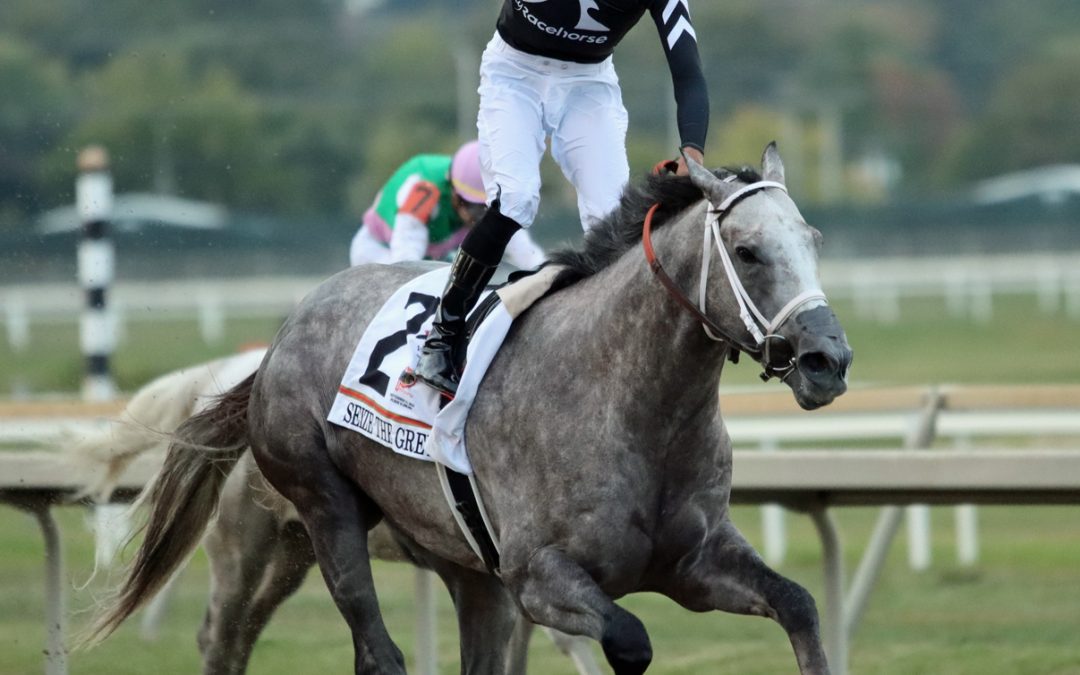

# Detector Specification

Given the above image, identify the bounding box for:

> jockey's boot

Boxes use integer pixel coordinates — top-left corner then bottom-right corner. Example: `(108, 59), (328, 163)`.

(414, 202), (521, 395)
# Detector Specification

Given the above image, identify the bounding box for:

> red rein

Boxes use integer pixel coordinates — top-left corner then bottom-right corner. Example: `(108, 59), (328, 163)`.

(641, 202), (730, 340)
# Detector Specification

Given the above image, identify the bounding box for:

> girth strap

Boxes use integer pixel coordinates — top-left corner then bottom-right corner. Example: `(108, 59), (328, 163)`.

(442, 466), (501, 573)
(434, 266), (561, 576)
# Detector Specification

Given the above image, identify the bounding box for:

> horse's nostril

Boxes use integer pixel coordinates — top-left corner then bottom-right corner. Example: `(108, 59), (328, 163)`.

(798, 351), (831, 375)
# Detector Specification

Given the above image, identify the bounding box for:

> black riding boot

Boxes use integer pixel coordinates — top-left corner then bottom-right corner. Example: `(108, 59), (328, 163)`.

(414, 203), (521, 394)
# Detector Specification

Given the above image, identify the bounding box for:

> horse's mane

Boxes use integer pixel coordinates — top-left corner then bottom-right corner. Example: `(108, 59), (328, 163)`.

(549, 167), (763, 287)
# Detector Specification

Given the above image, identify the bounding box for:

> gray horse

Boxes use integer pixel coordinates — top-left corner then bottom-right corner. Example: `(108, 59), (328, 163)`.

(90, 146), (851, 674)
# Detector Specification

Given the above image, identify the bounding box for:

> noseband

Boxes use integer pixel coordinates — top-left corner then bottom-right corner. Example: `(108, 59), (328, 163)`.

(642, 179), (828, 381)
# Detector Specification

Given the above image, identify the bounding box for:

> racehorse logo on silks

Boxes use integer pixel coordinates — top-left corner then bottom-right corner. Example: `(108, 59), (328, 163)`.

(520, 0), (610, 32)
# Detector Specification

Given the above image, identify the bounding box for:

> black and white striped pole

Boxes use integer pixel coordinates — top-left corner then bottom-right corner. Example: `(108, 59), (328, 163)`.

(77, 147), (129, 594)
(76, 146), (117, 401)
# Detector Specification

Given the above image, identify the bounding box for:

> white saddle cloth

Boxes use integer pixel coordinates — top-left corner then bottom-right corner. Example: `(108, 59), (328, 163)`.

(328, 265), (562, 474)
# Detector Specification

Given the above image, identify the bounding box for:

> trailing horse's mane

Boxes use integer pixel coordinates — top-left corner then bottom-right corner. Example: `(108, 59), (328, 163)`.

(549, 166), (763, 287)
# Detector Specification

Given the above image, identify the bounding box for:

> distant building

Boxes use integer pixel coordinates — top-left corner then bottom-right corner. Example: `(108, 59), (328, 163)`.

(37, 193), (227, 235)
(972, 165), (1080, 206)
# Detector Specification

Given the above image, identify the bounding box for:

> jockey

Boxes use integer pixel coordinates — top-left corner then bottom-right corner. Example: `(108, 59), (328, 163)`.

(349, 140), (547, 269)
(415, 0), (710, 394)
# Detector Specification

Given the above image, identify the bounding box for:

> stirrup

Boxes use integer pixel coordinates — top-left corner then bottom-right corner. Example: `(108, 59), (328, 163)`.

(414, 348), (459, 396)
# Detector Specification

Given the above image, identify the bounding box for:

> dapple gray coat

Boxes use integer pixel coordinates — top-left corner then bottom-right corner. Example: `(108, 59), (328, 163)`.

(90, 148), (851, 674)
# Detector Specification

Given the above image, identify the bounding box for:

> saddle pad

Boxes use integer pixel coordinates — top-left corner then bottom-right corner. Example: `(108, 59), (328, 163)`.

(328, 265), (564, 474)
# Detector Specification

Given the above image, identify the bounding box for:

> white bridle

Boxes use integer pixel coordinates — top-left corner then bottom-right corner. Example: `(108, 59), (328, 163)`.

(697, 179), (829, 355)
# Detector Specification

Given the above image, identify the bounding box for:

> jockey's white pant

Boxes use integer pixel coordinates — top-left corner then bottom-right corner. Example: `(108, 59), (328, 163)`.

(349, 223), (548, 270)
(478, 32), (630, 231)
(349, 224), (391, 266)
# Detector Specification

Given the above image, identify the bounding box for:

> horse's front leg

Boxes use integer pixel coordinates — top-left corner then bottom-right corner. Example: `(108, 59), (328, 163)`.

(199, 454), (317, 674)
(198, 470), (283, 675)
(661, 520), (830, 675)
(230, 519), (317, 671)
(502, 546), (652, 675)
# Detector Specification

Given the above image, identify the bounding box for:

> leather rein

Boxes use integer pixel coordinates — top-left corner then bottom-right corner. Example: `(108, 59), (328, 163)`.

(642, 202), (752, 354)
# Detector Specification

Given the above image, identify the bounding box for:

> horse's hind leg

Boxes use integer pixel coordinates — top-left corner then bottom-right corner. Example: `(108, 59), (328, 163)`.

(264, 452), (405, 674)
(663, 521), (829, 675)
(503, 546), (652, 675)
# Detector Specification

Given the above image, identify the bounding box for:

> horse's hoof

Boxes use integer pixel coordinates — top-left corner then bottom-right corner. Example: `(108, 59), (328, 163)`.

(601, 610), (652, 675)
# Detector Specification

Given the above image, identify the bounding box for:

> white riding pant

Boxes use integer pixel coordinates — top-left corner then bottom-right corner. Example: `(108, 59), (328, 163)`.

(349, 223), (548, 270)
(477, 32), (630, 231)
(349, 224), (391, 266)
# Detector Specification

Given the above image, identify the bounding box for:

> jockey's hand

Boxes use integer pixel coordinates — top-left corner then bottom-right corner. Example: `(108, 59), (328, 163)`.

(675, 146), (705, 176)
(651, 157), (679, 176)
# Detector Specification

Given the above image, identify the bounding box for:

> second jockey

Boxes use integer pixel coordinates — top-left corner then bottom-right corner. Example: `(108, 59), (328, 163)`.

(349, 140), (546, 270)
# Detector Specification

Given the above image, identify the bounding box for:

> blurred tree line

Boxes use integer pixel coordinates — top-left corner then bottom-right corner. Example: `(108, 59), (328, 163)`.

(1, 0), (1079, 233)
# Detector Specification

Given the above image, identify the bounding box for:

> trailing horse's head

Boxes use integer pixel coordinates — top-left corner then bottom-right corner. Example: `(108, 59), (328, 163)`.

(687, 144), (852, 410)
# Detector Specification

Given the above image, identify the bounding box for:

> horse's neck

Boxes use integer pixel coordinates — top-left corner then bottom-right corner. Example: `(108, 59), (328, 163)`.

(544, 202), (730, 427)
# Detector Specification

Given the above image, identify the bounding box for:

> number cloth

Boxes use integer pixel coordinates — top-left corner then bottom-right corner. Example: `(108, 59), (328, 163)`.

(327, 265), (564, 473)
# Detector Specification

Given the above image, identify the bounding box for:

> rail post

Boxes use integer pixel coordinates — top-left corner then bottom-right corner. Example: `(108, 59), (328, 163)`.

(759, 437), (787, 566)
(77, 146), (132, 606)
(76, 145), (117, 400)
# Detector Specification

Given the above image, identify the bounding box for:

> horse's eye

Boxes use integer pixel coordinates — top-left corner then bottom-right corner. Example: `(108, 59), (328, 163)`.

(735, 246), (760, 264)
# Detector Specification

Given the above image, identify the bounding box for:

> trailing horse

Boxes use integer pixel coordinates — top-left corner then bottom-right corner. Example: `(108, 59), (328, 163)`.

(72, 350), (599, 674)
(90, 147), (851, 674)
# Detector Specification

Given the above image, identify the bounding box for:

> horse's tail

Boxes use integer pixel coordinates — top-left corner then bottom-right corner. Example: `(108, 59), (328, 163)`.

(81, 372), (256, 646)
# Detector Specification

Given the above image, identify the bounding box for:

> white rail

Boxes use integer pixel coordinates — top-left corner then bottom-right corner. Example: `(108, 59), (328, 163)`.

(4, 252), (1080, 350)
(3, 384), (1079, 675)
(4, 447), (1079, 675)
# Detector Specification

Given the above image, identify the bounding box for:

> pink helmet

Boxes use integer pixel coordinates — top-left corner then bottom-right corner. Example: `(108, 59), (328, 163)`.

(450, 140), (486, 204)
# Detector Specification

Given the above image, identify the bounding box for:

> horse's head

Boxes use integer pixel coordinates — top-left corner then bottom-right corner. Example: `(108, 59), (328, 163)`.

(687, 144), (852, 410)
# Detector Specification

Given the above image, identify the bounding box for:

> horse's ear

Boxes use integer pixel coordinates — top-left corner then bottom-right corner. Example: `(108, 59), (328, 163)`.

(761, 142), (786, 185)
(683, 150), (738, 205)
